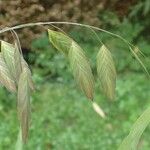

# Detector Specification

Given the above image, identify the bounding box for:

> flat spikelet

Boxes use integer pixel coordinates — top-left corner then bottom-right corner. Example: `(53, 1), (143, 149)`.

(0, 40), (34, 90)
(14, 43), (22, 82)
(48, 29), (94, 100)
(69, 42), (94, 100)
(17, 68), (31, 143)
(97, 45), (116, 100)
(1, 41), (17, 80)
(0, 40), (34, 143)
(21, 58), (35, 91)
(0, 53), (16, 92)
(48, 29), (72, 55)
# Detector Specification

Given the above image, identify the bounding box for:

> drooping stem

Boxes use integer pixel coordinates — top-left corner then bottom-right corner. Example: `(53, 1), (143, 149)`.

(1, 21), (149, 75)
(0, 21), (133, 47)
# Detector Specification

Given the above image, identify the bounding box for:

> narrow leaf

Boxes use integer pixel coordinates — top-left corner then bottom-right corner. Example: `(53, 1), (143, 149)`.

(48, 29), (72, 55)
(17, 68), (31, 143)
(118, 107), (150, 150)
(97, 45), (116, 100)
(69, 42), (94, 100)
(0, 53), (16, 92)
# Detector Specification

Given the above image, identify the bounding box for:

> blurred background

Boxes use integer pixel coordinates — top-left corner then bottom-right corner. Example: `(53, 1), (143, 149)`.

(0, 0), (150, 149)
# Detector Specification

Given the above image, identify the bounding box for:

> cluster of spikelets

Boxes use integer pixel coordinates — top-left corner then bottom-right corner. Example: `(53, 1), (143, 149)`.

(0, 40), (34, 143)
(48, 29), (117, 100)
(48, 29), (150, 150)
(0, 29), (118, 143)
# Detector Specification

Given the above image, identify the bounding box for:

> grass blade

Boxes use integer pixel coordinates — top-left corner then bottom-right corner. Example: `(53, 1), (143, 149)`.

(118, 107), (150, 150)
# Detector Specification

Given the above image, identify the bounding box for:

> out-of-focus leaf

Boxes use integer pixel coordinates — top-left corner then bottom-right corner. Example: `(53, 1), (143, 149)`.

(48, 29), (72, 55)
(69, 42), (94, 100)
(97, 45), (116, 100)
(17, 68), (31, 143)
(0, 53), (16, 92)
(118, 107), (150, 150)
(143, 0), (150, 15)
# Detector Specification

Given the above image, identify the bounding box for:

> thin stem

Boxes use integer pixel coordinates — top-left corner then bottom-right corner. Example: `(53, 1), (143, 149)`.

(0, 21), (132, 47)
(10, 29), (23, 56)
(0, 21), (148, 75)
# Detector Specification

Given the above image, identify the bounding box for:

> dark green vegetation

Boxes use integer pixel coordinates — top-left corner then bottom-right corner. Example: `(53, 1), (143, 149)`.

(0, 0), (150, 149)
(0, 73), (149, 150)
(0, 28), (150, 149)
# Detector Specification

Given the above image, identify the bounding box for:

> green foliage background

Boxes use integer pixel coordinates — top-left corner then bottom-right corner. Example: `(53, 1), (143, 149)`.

(0, 0), (150, 149)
